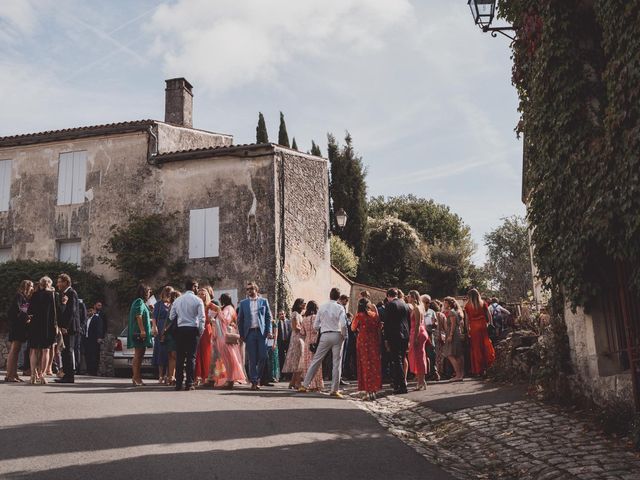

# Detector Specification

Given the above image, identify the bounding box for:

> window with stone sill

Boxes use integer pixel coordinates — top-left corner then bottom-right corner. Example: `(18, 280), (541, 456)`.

(0, 247), (11, 263)
(57, 151), (87, 206)
(57, 240), (81, 267)
(189, 207), (219, 259)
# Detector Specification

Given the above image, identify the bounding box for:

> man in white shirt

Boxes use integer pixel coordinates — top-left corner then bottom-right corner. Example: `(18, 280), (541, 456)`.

(169, 278), (205, 391)
(299, 288), (347, 397)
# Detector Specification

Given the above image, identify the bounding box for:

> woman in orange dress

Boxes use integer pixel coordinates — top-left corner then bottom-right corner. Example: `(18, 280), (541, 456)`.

(194, 288), (214, 385)
(351, 298), (382, 400)
(407, 290), (428, 390)
(210, 293), (246, 388)
(464, 289), (496, 375)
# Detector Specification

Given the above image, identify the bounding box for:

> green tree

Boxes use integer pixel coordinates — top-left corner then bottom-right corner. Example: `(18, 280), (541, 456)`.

(330, 236), (359, 278)
(256, 112), (269, 143)
(291, 137), (298, 151)
(310, 140), (322, 157)
(0, 260), (105, 330)
(278, 112), (290, 147)
(328, 132), (368, 257)
(484, 215), (532, 302)
(359, 217), (426, 290)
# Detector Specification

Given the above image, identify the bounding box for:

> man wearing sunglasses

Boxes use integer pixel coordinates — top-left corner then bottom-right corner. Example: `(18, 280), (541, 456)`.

(237, 282), (273, 390)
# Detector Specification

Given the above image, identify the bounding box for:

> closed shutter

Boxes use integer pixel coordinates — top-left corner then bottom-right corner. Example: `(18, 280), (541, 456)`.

(57, 153), (74, 205)
(71, 151), (87, 204)
(0, 160), (12, 211)
(59, 241), (81, 267)
(204, 207), (219, 258)
(0, 248), (11, 263)
(189, 209), (206, 259)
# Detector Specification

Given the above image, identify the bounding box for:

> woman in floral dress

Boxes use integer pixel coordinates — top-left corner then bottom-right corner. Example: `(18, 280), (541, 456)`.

(282, 298), (306, 389)
(351, 298), (381, 400)
(210, 293), (245, 389)
(300, 300), (323, 391)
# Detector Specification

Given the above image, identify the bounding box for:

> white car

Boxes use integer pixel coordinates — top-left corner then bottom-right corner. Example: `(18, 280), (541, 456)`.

(113, 326), (155, 377)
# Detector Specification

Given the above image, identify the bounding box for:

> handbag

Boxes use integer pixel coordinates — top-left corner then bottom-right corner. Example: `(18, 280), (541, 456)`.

(309, 331), (322, 353)
(132, 332), (144, 343)
(225, 331), (240, 345)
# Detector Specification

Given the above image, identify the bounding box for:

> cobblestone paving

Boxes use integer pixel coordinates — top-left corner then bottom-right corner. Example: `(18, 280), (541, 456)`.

(352, 391), (640, 480)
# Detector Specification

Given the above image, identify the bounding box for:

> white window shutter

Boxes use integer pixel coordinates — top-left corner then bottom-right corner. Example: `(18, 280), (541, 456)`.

(57, 153), (74, 205)
(0, 247), (11, 263)
(59, 241), (81, 267)
(204, 207), (219, 258)
(189, 209), (206, 258)
(0, 160), (11, 212)
(71, 151), (87, 204)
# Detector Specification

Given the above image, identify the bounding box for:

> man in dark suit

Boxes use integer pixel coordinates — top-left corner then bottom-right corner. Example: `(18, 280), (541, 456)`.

(84, 307), (104, 376)
(55, 274), (80, 383)
(382, 288), (410, 394)
(276, 310), (290, 373)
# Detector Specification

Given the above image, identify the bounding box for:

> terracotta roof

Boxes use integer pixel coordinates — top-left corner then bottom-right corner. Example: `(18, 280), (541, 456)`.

(154, 142), (328, 163)
(0, 120), (156, 147)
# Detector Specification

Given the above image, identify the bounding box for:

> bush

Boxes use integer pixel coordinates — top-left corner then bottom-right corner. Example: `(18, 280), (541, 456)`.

(330, 236), (359, 278)
(0, 260), (105, 332)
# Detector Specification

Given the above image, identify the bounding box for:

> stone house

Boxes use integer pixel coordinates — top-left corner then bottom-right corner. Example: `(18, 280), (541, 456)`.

(0, 78), (331, 330)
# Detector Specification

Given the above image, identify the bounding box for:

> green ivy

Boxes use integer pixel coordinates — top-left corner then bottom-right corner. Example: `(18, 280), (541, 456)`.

(499, 0), (640, 309)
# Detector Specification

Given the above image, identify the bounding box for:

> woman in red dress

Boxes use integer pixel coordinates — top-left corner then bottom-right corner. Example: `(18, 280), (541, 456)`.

(464, 289), (496, 375)
(407, 290), (428, 390)
(194, 288), (214, 385)
(351, 298), (382, 401)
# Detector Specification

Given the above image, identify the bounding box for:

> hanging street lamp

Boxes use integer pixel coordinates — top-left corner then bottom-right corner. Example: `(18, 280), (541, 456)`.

(468, 0), (516, 40)
(335, 208), (348, 229)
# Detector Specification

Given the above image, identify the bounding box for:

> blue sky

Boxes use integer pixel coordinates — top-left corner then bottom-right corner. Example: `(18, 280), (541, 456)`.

(0, 0), (525, 263)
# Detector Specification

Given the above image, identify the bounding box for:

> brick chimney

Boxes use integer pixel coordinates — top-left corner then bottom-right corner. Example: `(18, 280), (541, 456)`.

(164, 78), (193, 128)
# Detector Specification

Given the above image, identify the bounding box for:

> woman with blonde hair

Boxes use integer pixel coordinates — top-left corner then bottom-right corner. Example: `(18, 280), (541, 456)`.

(5, 280), (34, 382)
(27, 277), (59, 384)
(464, 288), (496, 375)
(407, 290), (428, 390)
(442, 296), (465, 381)
(194, 287), (214, 386)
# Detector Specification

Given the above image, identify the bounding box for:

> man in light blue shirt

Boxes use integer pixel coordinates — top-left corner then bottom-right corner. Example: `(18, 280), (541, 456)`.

(169, 278), (205, 391)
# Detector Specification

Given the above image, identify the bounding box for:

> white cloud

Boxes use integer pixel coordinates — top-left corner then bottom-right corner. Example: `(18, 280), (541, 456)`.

(0, 0), (39, 45)
(146, 0), (413, 93)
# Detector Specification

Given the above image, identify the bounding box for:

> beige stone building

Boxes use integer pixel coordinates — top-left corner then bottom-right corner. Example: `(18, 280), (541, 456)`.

(0, 78), (331, 326)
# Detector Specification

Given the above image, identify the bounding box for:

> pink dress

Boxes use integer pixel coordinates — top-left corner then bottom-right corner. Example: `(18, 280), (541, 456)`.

(211, 305), (246, 385)
(408, 306), (428, 375)
(300, 314), (323, 390)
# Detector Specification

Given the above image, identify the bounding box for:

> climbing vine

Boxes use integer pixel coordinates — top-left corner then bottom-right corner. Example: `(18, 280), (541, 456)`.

(498, 0), (640, 309)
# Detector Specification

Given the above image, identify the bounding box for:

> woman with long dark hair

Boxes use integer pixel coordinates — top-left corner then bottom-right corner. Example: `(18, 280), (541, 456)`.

(464, 289), (496, 375)
(128, 283), (153, 386)
(152, 286), (174, 384)
(210, 293), (246, 389)
(5, 280), (34, 382)
(300, 300), (323, 391)
(282, 297), (306, 389)
(27, 277), (59, 384)
(442, 296), (465, 381)
(407, 290), (428, 390)
(194, 288), (214, 386)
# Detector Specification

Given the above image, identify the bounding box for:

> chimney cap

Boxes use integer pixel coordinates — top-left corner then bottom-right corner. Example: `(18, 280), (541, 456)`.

(165, 77), (193, 92)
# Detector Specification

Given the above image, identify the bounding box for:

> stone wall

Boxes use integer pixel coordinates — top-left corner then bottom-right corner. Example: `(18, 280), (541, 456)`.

(564, 305), (633, 407)
(99, 334), (116, 377)
(155, 122), (232, 154)
(0, 333), (9, 369)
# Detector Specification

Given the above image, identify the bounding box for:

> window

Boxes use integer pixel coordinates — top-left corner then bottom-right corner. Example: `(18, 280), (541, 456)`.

(0, 247), (11, 263)
(57, 151), (87, 205)
(216, 288), (238, 306)
(189, 207), (219, 259)
(0, 160), (11, 211)
(58, 240), (81, 267)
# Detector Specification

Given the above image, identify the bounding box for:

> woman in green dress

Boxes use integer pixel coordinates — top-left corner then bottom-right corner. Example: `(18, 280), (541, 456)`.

(128, 283), (153, 386)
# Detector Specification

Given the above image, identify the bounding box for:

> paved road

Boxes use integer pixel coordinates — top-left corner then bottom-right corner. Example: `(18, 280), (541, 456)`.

(0, 377), (455, 480)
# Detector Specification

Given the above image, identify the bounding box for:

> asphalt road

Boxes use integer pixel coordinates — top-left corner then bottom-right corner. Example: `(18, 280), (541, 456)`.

(0, 376), (455, 480)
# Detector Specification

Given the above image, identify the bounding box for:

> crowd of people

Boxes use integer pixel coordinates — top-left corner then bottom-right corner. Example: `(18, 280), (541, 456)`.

(5, 273), (511, 401)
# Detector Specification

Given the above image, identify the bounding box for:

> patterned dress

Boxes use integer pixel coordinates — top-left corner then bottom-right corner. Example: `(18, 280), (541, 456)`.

(300, 314), (323, 390)
(210, 305), (245, 385)
(282, 311), (305, 373)
(271, 319), (281, 381)
(352, 310), (382, 393)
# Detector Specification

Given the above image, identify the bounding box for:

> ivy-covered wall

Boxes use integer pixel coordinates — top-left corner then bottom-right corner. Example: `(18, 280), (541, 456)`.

(499, 0), (640, 309)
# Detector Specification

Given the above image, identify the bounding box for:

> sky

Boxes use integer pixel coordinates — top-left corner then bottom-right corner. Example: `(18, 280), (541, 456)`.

(0, 0), (525, 263)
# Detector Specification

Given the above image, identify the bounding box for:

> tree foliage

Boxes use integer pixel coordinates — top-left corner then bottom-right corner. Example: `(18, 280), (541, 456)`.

(256, 112), (268, 143)
(330, 236), (359, 278)
(499, 0), (640, 307)
(310, 140), (322, 157)
(328, 132), (368, 257)
(484, 215), (532, 302)
(0, 260), (105, 331)
(278, 111), (290, 147)
(291, 137), (298, 151)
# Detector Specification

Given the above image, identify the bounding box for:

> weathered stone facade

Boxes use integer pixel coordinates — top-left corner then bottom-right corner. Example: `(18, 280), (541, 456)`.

(0, 79), (331, 334)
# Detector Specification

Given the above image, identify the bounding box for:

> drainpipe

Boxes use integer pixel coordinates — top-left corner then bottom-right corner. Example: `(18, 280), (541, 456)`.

(147, 125), (159, 166)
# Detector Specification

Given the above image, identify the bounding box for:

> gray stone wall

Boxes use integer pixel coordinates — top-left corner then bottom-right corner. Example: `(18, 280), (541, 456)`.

(0, 333), (9, 369)
(156, 122), (232, 154)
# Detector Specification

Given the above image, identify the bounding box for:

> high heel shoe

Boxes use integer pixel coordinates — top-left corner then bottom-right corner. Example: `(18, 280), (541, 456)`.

(132, 379), (143, 387)
(39, 376), (47, 385)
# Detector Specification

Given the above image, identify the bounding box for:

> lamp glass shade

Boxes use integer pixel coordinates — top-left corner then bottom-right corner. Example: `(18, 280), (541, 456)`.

(468, 0), (496, 27)
(335, 208), (348, 228)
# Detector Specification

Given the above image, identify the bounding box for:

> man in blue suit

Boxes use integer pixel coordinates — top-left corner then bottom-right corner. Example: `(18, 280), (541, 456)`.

(237, 281), (273, 390)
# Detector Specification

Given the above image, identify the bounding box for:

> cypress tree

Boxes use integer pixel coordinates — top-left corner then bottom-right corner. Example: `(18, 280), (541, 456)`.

(328, 132), (368, 257)
(291, 137), (298, 151)
(278, 112), (290, 147)
(256, 112), (268, 143)
(310, 140), (322, 157)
